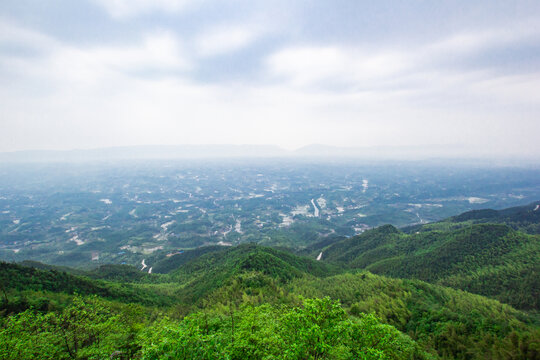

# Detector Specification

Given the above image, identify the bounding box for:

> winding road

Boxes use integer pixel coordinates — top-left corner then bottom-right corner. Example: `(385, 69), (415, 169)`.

(311, 199), (320, 217)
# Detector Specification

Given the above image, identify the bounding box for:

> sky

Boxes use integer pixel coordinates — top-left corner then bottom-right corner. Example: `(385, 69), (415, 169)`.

(1, 0), (540, 157)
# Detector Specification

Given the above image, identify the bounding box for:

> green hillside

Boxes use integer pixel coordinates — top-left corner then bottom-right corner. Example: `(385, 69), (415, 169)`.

(290, 272), (539, 359)
(1, 203), (539, 359)
(167, 243), (341, 304)
(151, 245), (225, 274)
(404, 201), (540, 235)
(0, 262), (179, 312)
(1, 255), (539, 359)
(321, 215), (540, 311)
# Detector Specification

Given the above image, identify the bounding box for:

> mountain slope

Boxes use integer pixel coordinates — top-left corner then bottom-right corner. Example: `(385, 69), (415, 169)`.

(151, 245), (225, 274)
(2, 243), (539, 358)
(403, 200), (540, 235)
(320, 205), (540, 311)
(0, 262), (177, 310)
(168, 243), (340, 303)
(448, 200), (540, 234)
(290, 272), (540, 359)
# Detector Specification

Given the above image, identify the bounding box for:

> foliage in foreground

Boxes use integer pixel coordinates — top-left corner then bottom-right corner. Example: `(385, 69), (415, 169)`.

(140, 297), (427, 360)
(290, 272), (540, 359)
(0, 295), (426, 360)
(0, 296), (146, 360)
(1, 249), (540, 359)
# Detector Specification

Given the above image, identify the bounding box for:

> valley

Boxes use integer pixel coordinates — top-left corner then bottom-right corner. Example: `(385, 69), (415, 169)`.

(1, 160), (539, 270)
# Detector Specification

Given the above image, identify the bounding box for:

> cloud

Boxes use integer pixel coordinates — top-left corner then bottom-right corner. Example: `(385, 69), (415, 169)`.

(0, 19), (60, 54)
(0, 22), (189, 89)
(259, 23), (540, 156)
(427, 21), (540, 58)
(266, 46), (409, 88)
(91, 0), (195, 18)
(265, 22), (540, 97)
(1, 16), (540, 157)
(195, 24), (261, 57)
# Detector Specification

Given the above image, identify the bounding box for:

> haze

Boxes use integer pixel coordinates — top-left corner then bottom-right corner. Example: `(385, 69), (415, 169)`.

(1, 1), (540, 158)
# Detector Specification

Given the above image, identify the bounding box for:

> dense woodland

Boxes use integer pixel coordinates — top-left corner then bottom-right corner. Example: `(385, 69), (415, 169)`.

(1, 202), (539, 359)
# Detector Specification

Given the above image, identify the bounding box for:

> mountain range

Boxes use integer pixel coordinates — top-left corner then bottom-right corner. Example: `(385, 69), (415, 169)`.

(1, 143), (528, 163)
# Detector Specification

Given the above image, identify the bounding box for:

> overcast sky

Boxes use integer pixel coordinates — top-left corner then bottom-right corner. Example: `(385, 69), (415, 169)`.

(1, 1), (540, 156)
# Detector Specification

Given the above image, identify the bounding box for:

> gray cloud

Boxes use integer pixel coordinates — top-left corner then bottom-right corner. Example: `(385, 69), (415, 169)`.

(0, 1), (539, 157)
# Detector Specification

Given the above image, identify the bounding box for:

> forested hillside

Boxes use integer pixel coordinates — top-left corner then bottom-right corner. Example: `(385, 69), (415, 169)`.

(1, 203), (539, 359)
(319, 207), (540, 311)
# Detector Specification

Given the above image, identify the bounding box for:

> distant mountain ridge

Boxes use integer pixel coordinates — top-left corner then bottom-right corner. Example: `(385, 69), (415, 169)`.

(1, 143), (530, 162)
(448, 201), (540, 233)
(0, 145), (289, 162)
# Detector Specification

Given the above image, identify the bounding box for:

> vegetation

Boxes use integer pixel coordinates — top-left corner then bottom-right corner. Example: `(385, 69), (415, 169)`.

(166, 243), (341, 304)
(320, 223), (540, 311)
(1, 202), (539, 359)
(0, 262), (178, 310)
(290, 272), (539, 359)
(140, 297), (427, 360)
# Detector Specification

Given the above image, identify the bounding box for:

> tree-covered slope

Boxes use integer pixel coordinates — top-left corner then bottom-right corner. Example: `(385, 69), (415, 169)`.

(320, 213), (540, 311)
(404, 200), (540, 235)
(151, 245), (225, 274)
(0, 262), (177, 311)
(140, 297), (429, 360)
(189, 269), (540, 359)
(2, 249), (540, 358)
(319, 224), (401, 264)
(450, 200), (540, 232)
(290, 272), (540, 359)
(0, 295), (430, 360)
(168, 243), (341, 303)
